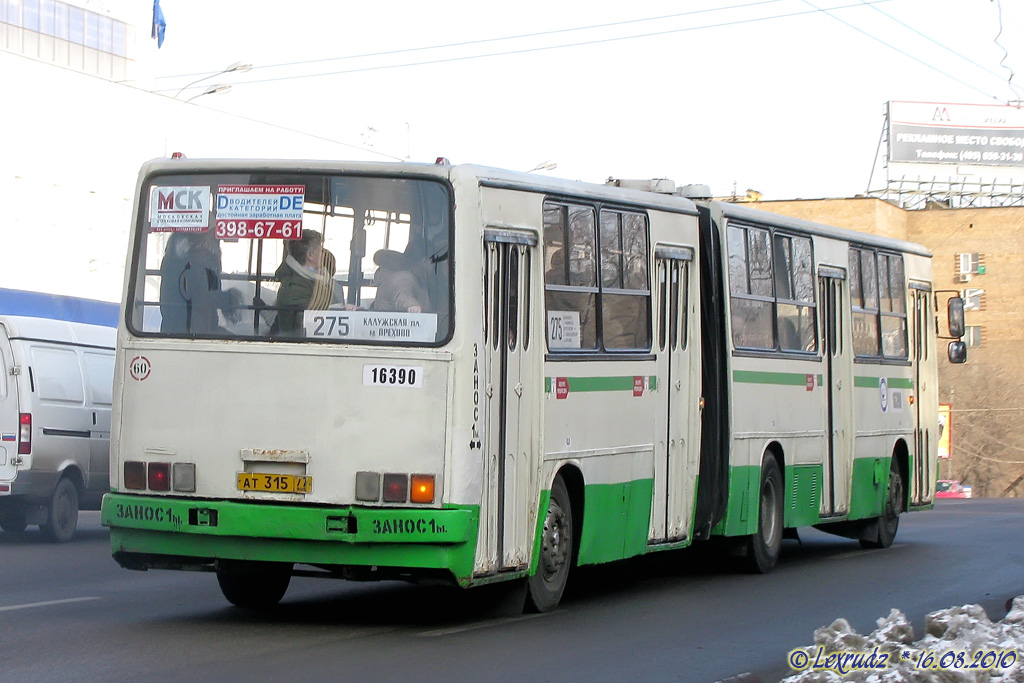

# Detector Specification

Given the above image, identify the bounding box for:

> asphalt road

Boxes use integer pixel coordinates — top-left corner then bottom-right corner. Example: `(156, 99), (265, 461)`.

(1, 499), (1021, 683)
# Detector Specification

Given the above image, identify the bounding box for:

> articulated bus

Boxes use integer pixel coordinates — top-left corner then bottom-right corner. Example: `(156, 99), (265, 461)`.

(102, 159), (965, 611)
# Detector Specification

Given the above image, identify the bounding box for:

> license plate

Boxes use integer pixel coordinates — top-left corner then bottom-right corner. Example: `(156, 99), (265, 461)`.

(237, 472), (312, 494)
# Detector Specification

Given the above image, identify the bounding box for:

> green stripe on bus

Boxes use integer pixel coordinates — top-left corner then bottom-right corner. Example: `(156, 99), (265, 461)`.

(732, 370), (816, 387)
(544, 376), (657, 393)
(854, 376), (914, 389)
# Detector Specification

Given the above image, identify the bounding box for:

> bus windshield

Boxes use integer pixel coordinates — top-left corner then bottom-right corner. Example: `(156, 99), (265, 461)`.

(128, 172), (452, 345)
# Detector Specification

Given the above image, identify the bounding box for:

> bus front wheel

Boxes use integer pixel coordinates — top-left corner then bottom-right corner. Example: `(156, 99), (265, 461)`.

(745, 456), (783, 573)
(216, 560), (293, 608)
(526, 475), (574, 613)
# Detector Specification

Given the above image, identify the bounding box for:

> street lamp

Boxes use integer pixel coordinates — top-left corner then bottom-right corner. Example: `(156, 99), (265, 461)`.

(526, 160), (557, 173)
(175, 61), (252, 99)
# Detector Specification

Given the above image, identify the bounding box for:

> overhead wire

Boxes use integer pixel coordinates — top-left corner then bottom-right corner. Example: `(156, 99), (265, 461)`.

(802, 0), (1004, 103)
(858, 0), (1023, 100)
(991, 0), (1020, 102)
(155, 0), (791, 82)
(156, 0), (899, 93)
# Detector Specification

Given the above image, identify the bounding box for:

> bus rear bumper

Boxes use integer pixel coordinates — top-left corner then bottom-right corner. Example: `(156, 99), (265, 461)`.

(101, 493), (480, 586)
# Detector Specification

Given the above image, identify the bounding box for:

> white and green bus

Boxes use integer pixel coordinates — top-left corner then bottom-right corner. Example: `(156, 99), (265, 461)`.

(102, 159), (965, 611)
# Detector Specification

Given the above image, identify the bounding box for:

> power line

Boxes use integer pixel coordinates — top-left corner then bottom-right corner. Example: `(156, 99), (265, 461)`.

(802, 0), (1004, 103)
(992, 0), (1020, 101)
(156, 0), (897, 93)
(156, 0), (791, 82)
(859, 0), (1024, 100)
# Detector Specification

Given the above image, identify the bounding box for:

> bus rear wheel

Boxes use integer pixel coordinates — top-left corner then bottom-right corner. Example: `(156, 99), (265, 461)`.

(860, 460), (903, 549)
(744, 456), (783, 574)
(216, 560), (293, 608)
(526, 475), (573, 613)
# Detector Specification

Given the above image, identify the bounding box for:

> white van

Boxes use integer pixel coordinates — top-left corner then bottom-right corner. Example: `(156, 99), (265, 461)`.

(0, 313), (116, 541)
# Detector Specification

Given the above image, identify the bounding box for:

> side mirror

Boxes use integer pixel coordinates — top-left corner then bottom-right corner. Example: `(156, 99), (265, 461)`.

(948, 297), (965, 339)
(948, 340), (967, 364)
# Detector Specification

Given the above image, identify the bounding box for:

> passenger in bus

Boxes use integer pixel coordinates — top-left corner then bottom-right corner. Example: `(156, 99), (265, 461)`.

(271, 230), (339, 335)
(779, 317), (801, 351)
(159, 231), (242, 334)
(371, 249), (431, 313)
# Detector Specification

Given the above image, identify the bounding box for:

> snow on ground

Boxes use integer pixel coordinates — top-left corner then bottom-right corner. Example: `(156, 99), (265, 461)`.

(780, 597), (1024, 682)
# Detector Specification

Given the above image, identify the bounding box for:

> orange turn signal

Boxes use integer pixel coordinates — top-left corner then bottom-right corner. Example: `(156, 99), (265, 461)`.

(410, 474), (435, 504)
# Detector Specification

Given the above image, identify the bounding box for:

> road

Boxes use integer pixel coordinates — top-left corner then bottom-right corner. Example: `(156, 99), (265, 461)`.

(1, 499), (1021, 683)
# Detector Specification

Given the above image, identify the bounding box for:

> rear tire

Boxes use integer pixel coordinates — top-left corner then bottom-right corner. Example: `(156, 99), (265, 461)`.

(526, 475), (574, 613)
(41, 477), (78, 543)
(860, 460), (903, 549)
(216, 560), (293, 608)
(744, 456), (783, 573)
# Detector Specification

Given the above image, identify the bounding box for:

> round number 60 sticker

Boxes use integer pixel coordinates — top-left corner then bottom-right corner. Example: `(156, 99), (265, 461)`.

(130, 356), (151, 381)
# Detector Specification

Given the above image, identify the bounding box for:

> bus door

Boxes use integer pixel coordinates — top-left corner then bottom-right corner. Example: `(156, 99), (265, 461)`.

(483, 231), (537, 571)
(819, 268), (853, 516)
(911, 285), (932, 503)
(651, 247), (696, 542)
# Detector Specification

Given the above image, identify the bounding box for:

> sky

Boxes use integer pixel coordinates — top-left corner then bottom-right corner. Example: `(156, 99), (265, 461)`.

(120, 0), (1024, 200)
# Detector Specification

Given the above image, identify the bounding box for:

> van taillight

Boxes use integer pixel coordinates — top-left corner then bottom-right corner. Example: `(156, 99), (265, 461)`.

(18, 413), (31, 455)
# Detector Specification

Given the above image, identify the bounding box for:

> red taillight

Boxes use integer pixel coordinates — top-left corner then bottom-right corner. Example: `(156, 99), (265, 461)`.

(124, 462), (146, 490)
(148, 463), (170, 491)
(382, 473), (408, 503)
(18, 413), (31, 455)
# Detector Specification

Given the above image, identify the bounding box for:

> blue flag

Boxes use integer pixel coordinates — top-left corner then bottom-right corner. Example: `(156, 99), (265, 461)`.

(152, 0), (166, 48)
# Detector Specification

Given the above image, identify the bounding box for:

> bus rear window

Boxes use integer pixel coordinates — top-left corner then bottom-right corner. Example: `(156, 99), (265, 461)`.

(128, 173), (452, 346)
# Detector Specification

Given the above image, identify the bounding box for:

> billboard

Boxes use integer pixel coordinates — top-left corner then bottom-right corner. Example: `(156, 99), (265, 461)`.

(938, 403), (952, 459)
(888, 101), (1024, 168)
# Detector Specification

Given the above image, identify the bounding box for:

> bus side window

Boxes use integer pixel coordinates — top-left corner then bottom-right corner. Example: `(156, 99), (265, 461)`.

(774, 234), (817, 353)
(728, 224), (775, 349)
(599, 210), (651, 351)
(543, 202), (598, 351)
(850, 247), (880, 356)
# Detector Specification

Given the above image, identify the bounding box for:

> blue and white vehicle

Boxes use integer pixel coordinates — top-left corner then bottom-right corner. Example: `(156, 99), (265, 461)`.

(0, 289), (118, 541)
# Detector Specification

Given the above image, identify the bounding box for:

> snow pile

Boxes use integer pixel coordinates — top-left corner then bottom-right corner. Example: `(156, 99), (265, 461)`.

(780, 596), (1024, 682)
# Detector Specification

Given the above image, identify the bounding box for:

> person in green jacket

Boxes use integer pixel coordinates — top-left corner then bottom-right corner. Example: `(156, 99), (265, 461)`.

(272, 230), (336, 336)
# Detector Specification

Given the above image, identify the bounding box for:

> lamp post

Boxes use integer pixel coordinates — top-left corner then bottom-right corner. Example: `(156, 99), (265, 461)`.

(174, 61), (252, 99)
(186, 84), (232, 102)
(526, 160), (557, 173)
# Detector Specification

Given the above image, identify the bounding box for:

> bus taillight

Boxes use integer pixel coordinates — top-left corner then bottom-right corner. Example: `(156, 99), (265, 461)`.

(124, 462), (146, 490)
(172, 463), (196, 492)
(382, 474), (408, 503)
(148, 463), (170, 491)
(410, 474), (435, 503)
